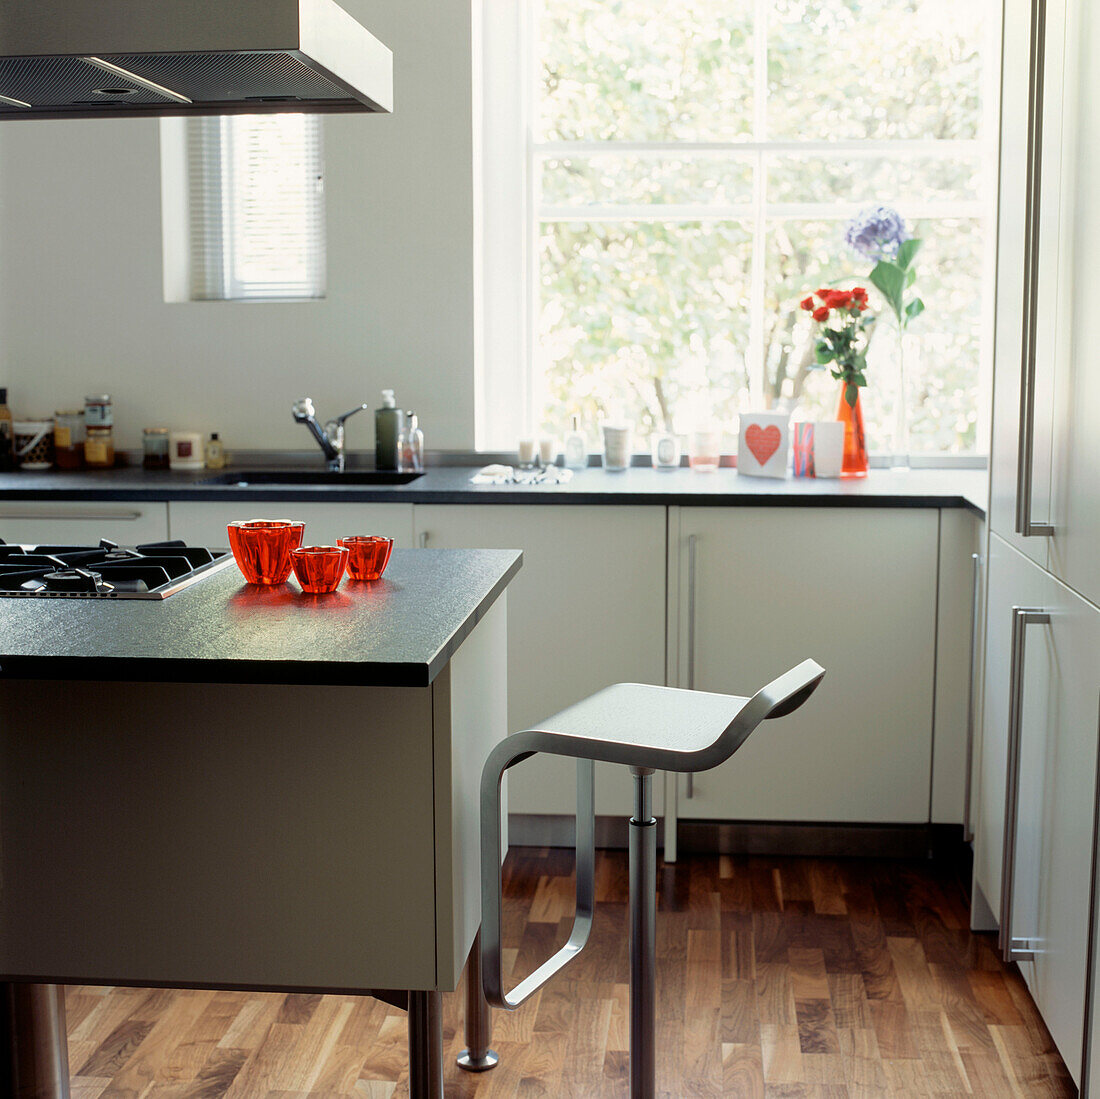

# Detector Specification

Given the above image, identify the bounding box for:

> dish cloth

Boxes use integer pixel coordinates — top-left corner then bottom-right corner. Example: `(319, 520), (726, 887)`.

(470, 464), (574, 486)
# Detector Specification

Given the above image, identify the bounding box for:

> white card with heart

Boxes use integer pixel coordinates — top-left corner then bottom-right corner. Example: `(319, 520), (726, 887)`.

(737, 411), (790, 478)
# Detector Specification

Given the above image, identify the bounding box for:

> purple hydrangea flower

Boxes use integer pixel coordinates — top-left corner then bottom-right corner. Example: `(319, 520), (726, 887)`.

(845, 206), (910, 262)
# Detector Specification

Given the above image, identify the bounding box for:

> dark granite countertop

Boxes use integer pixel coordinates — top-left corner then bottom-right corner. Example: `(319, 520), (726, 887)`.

(0, 548), (522, 687)
(0, 464), (988, 516)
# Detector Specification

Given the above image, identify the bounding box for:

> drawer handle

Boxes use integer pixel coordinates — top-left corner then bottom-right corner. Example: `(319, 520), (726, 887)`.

(0, 511), (144, 522)
(999, 606), (1050, 963)
(1015, 0), (1055, 538)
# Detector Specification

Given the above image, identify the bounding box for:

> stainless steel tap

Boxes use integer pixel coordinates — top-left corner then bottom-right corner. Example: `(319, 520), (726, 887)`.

(292, 397), (372, 472)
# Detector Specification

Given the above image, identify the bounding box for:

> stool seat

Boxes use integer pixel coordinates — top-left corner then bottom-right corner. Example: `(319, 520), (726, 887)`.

(492, 658), (824, 776)
(524, 682), (751, 767)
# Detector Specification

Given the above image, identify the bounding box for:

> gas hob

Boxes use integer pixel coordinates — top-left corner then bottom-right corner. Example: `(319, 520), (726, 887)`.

(0, 539), (234, 599)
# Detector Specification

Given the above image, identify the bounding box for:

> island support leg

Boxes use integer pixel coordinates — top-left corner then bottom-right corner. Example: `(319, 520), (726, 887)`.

(2, 983), (71, 1099)
(457, 928), (499, 1071)
(406, 990), (443, 1099)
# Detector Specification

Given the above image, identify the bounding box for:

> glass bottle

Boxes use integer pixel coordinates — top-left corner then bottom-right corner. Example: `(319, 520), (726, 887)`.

(204, 432), (227, 469)
(398, 411), (424, 473)
(84, 426), (115, 468)
(563, 416), (587, 469)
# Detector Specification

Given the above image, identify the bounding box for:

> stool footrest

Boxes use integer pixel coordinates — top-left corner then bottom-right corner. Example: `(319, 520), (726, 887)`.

(481, 756), (595, 1010)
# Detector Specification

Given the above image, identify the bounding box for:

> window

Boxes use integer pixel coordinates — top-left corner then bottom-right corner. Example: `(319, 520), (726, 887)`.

(477, 0), (998, 455)
(163, 114), (326, 302)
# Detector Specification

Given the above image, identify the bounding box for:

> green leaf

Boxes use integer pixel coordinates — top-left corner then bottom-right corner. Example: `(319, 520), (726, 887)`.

(905, 297), (925, 322)
(815, 341), (833, 364)
(896, 238), (922, 270)
(869, 261), (905, 319)
(845, 382), (859, 408)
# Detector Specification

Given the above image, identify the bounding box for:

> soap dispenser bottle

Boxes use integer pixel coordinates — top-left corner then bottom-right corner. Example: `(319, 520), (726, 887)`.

(375, 389), (405, 471)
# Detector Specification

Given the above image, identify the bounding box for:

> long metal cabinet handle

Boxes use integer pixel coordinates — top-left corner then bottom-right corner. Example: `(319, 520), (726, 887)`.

(0, 510), (144, 522)
(963, 553), (982, 843)
(1015, 0), (1055, 538)
(685, 533), (697, 798)
(999, 607), (1050, 963)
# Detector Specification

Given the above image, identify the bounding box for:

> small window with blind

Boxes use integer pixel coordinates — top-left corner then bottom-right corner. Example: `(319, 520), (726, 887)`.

(160, 114), (326, 303)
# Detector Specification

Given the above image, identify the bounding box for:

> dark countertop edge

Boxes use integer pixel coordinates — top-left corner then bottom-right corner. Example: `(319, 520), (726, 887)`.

(0, 655), (435, 687)
(0, 484), (986, 517)
(423, 549), (522, 682)
(0, 552), (523, 688)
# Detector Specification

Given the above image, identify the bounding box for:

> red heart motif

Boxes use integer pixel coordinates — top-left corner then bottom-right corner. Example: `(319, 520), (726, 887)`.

(744, 423), (782, 466)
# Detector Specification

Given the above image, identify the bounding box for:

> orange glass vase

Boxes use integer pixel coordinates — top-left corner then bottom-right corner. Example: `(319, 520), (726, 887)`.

(837, 384), (869, 478)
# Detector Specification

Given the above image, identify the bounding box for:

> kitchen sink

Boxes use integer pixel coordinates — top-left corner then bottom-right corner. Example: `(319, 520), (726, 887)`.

(200, 470), (424, 486)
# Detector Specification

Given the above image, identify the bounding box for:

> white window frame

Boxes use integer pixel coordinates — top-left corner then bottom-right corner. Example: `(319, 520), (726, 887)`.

(476, 0), (1001, 460)
(160, 114), (327, 304)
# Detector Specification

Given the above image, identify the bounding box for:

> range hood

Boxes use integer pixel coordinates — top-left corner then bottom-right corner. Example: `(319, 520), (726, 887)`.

(0, 0), (392, 119)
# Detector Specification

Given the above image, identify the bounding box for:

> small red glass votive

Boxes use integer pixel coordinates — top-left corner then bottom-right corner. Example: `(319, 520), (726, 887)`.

(339, 536), (394, 581)
(227, 520), (295, 585)
(291, 545), (349, 594)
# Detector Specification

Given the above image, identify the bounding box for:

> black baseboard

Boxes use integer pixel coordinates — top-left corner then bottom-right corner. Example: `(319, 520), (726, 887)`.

(509, 814), (970, 861)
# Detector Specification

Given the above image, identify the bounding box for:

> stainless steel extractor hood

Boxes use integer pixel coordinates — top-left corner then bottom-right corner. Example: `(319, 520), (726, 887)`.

(0, 0), (392, 119)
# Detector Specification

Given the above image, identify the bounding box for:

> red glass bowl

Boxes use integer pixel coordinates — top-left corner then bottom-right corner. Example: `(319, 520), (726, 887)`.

(339, 536), (394, 581)
(227, 520), (295, 585)
(291, 545), (349, 594)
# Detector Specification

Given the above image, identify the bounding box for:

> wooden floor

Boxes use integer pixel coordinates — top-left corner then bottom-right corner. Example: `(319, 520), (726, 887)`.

(64, 849), (1075, 1098)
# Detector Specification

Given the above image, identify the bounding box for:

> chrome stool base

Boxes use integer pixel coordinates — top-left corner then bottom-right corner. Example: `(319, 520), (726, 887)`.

(628, 768), (657, 1099)
(457, 1049), (500, 1072)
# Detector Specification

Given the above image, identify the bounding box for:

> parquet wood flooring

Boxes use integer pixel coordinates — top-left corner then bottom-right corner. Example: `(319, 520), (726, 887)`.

(64, 850), (1076, 1097)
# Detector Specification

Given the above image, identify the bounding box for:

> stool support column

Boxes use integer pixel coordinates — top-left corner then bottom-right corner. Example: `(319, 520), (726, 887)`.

(406, 990), (443, 1099)
(629, 767), (657, 1099)
(457, 928), (499, 1071)
(2, 983), (70, 1099)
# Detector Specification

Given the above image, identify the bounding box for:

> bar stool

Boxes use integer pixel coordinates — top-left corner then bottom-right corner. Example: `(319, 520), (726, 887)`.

(479, 658), (825, 1099)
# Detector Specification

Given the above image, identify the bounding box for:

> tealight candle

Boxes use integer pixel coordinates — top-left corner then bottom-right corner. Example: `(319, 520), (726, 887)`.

(538, 436), (558, 466)
(517, 438), (538, 468)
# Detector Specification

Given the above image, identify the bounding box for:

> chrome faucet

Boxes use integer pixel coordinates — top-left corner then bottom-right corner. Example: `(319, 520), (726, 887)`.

(292, 397), (372, 473)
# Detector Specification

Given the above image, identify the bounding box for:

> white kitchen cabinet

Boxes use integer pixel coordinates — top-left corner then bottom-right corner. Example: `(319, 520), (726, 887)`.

(0, 500), (169, 545)
(988, 0), (1075, 570)
(413, 504), (667, 818)
(167, 500), (415, 548)
(1048, 0), (1100, 609)
(976, 533), (1100, 1085)
(669, 506), (939, 823)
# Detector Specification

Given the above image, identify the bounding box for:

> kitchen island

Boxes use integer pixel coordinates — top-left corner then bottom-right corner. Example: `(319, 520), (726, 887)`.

(0, 547), (521, 1098)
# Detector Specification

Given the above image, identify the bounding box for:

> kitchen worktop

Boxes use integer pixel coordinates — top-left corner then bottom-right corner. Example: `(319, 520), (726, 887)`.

(0, 547), (522, 686)
(0, 463), (988, 515)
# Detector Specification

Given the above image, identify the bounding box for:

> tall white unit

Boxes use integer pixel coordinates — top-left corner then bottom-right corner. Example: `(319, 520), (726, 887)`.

(976, 0), (1100, 1085)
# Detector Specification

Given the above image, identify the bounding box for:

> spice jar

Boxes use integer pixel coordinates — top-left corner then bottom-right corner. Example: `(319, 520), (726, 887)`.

(142, 427), (170, 470)
(84, 394), (113, 428)
(84, 427), (115, 469)
(53, 410), (85, 470)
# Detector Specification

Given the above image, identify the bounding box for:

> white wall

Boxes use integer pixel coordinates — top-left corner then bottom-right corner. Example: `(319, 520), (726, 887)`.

(0, 1), (477, 452)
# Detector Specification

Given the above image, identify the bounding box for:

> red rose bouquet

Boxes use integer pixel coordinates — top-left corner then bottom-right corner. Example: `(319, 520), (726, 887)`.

(800, 287), (874, 408)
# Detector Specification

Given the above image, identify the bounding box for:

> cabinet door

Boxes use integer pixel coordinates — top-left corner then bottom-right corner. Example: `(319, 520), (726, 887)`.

(413, 505), (667, 817)
(0, 500), (169, 545)
(168, 501), (415, 548)
(1050, 0), (1100, 607)
(989, 0), (1072, 566)
(974, 533), (1050, 922)
(996, 554), (1100, 1085)
(673, 507), (938, 823)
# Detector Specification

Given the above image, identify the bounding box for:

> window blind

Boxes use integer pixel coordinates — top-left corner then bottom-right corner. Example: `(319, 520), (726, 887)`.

(187, 114), (326, 301)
